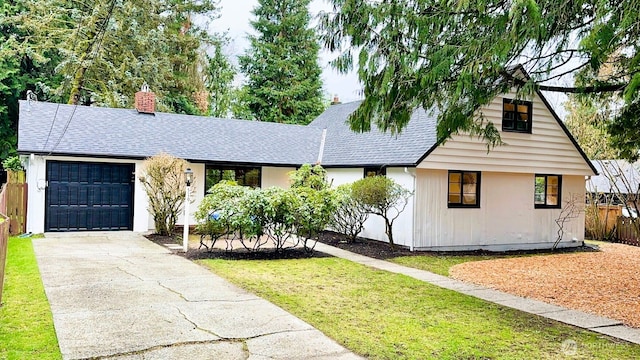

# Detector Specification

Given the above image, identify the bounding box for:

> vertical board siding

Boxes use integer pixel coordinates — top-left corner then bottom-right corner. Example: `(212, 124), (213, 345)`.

(414, 169), (585, 250)
(419, 91), (595, 176)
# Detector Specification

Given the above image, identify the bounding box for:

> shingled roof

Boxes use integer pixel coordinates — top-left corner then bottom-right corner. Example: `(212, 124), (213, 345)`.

(18, 100), (438, 167)
(308, 101), (438, 166)
(18, 100), (323, 166)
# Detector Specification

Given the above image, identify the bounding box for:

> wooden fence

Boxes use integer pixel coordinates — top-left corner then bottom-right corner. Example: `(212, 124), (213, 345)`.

(2, 170), (27, 236)
(585, 204), (622, 240)
(0, 184), (10, 304)
(616, 217), (640, 246)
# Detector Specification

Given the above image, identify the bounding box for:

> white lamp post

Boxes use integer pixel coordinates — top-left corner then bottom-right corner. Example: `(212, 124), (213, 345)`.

(183, 168), (193, 253)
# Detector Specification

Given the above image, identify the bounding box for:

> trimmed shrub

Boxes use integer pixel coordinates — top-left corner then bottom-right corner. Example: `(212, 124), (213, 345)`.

(352, 176), (411, 249)
(331, 183), (369, 243)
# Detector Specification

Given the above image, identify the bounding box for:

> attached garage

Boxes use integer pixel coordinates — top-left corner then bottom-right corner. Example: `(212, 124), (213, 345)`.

(45, 161), (135, 231)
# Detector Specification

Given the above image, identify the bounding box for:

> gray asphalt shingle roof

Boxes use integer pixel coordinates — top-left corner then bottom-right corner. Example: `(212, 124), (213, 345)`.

(18, 100), (438, 167)
(18, 100), (323, 165)
(309, 101), (438, 166)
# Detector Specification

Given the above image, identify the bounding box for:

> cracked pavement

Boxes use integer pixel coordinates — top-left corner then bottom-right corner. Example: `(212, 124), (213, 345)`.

(33, 232), (363, 360)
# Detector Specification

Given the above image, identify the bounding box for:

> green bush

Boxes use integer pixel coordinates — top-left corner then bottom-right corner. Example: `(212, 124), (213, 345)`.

(195, 179), (337, 254)
(351, 176), (411, 249)
(331, 183), (369, 243)
(2, 156), (23, 171)
(289, 164), (330, 190)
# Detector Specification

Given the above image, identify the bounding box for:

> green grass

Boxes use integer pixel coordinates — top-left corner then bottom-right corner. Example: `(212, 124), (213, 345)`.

(201, 257), (640, 359)
(389, 254), (520, 276)
(0, 237), (61, 360)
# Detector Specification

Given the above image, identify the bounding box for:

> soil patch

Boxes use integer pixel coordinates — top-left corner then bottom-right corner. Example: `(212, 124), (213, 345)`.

(144, 233), (331, 260)
(314, 231), (596, 259)
(450, 242), (640, 328)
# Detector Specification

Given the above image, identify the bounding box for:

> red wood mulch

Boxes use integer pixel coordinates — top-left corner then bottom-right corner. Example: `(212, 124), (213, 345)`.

(450, 242), (640, 328)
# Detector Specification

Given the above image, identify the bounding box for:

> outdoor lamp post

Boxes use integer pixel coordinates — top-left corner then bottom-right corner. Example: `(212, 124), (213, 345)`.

(183, 168), (193, 253)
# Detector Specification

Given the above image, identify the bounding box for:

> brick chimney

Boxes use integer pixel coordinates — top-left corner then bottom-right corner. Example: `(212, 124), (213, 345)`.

(330, 94), (341, 105)
(135, 83), (155, 114)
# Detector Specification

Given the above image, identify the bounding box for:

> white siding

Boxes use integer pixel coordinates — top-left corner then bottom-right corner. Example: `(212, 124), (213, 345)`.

(326, 167), (417, 248)
(414, 169), (585, 251)
(326, 168), (364, 186)
(419, 91), (595, 176)
(261, 167), (295, 188)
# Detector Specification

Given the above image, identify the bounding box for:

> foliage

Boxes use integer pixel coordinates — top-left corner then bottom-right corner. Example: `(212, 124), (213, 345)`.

(293, 187), (338, 250)
(289, 164), (330, 190)
(351, 176), (411, 249)
(229, 86), (255, 120)
(238, 0), (324, 124)
(319, 1), (640, 157)
(205, 41), (237, 118)
(0, 1), (63, 161)
(196, 180), (337, 254)
(564, 96), (617, 160)
(138, 153), (189, 236)
(0, 237), (61, 359)
(10, 0), (222, 114)
(202, 257), (640, 359)
(2, 156), (23, 171)
(330, 183), (369, 243)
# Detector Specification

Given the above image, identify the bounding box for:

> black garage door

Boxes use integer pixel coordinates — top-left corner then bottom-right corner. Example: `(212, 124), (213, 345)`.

(46, 161), (135, 231)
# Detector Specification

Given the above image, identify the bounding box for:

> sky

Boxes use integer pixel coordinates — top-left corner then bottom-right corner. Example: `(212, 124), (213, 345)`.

(212, 1), (568, 116)
(212, 0), (363, 104)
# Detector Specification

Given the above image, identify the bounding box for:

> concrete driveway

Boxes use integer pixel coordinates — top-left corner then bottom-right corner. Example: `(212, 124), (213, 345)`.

(33, 232), (361, 360)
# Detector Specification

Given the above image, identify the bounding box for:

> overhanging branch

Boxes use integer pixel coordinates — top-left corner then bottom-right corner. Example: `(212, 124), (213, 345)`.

(537, 83), (626, 93)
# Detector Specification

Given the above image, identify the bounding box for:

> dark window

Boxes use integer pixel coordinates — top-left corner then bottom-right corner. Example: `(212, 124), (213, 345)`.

(364, 167), (386, 178)
(535, 174), (561, 208)
(448, 171), (480, 208)
(502, 98), (532, 133)
(205, 165), (261, 193)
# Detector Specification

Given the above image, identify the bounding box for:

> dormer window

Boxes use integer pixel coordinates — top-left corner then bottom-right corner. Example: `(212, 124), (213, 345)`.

(502, 98), (532, 133)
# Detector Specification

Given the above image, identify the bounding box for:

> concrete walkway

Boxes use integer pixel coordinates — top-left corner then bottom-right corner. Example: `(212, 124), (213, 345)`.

(33, 233), (363, 360)
(313, 242), (640, 345)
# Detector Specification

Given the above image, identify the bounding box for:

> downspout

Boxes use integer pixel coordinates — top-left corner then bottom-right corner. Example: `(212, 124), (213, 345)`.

(405, 167), (417, 251)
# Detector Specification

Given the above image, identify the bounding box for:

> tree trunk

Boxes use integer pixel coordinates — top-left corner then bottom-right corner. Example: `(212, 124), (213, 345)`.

(385, 218), (395, 250)
(68, 66), (87, 105)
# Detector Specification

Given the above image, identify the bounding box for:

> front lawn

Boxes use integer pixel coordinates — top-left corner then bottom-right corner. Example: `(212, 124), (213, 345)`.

(201, 257), (640, 359)
(389, 254), (519, 276)
(0, 237), (61, 360)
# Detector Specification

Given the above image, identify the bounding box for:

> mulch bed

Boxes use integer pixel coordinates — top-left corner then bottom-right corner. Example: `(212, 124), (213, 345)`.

(450, 242), (640, 328)
(315, 231), (419, 259)
(144, 233), (332, 260)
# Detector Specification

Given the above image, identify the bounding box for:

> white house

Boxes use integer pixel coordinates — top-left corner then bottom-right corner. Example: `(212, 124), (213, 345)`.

(17, 83), (597, 251)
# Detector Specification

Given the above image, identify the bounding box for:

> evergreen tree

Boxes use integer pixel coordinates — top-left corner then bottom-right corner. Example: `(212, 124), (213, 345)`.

(205, 42), (236, 118)
(13, 0), (220, 114)
(239, 0), (324, 124)
(0, 0), (62, 160)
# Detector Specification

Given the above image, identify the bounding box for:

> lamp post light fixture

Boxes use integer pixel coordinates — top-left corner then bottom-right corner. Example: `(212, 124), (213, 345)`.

(183, 168), (194, 252)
